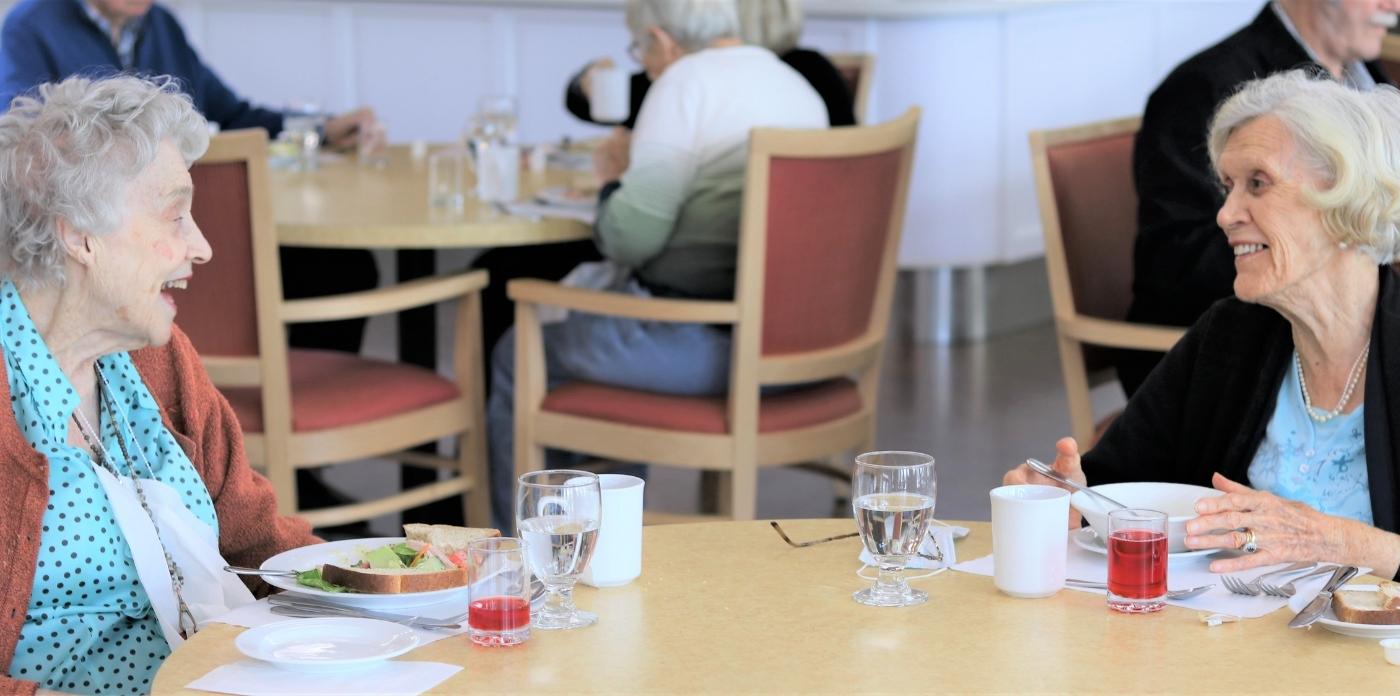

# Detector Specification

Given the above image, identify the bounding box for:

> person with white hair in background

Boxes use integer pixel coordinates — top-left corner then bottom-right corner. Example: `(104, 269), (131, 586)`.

(562, 0), (853, 129)
(1119, 0), (1400, 397)
(0, 74), (316, 694)
(1006, 70), (1400, 580)
(485, 0), (828, 525)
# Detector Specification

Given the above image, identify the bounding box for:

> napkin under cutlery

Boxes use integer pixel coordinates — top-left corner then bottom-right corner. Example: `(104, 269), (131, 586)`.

(186, 659), (460, 696)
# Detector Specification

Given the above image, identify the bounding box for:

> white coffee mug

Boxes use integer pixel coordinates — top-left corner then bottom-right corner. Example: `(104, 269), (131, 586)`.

(990, 484), (1069, 598)
(580, 474), (644, 588)
(589, 65), (630, 124)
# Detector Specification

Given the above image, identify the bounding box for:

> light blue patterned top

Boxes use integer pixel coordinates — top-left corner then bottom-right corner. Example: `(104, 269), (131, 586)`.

(0, 280), (217, 695)
(1247, 351), (1373, 525)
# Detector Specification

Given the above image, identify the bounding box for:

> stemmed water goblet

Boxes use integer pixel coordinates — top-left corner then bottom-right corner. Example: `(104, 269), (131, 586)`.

(516, 470), (602, 629)
(851, 451), (937, 607)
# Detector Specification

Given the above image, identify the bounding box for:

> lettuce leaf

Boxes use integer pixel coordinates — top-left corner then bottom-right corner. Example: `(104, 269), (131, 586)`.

(296, 568), (350, 593)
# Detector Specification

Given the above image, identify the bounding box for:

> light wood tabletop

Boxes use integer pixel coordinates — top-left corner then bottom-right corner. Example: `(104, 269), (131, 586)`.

(153, 519), (1400, 694)
(269, 145), (592, 249)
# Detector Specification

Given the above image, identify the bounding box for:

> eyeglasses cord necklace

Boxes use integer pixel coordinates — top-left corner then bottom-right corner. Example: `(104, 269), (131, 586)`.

(71, 363), (197, 639)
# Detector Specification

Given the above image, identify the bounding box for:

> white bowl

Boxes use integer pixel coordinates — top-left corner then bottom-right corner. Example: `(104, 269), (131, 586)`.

(1070, 482), (1223, 553)
(1382, 638), (1400, 666)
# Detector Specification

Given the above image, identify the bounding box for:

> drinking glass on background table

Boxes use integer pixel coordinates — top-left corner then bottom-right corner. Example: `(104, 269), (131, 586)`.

(466, 537), (531, 647)
(518, 470), (601, 629)
(1107, 508), (1168, 613)
(476, 94), (519, 144)
(851, 451), (937, 607)
(427, 148), (466, 212)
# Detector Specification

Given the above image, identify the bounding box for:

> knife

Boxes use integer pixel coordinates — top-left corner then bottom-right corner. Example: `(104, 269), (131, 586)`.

(1288, 564), (1359, 629)
(267, 594), (460, 630)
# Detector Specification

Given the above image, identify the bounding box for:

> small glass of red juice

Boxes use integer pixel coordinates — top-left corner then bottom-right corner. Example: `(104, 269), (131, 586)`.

(1106, 508), (1168, 613)
(467, 537), (531, 646)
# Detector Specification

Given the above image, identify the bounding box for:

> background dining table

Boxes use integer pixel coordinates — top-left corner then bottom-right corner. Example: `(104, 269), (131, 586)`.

(153, 519), (1400, 693)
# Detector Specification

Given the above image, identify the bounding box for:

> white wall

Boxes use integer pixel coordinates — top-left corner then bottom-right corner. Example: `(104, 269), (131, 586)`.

(1, 0), (1262, 268)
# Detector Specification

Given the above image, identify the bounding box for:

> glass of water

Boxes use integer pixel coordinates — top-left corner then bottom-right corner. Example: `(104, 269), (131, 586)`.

(852, 451), (937, 607)
(517, 470), (601, 630)
(476, 94), (518, 144)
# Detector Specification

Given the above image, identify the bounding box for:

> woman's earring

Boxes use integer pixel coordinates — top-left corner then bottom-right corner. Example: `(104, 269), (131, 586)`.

(1340, 241), (1350, 250)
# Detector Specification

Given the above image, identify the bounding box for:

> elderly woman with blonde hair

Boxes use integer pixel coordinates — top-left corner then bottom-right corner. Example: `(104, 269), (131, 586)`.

(1006, 69), (1400, 579)
(0, 74), (316, 694)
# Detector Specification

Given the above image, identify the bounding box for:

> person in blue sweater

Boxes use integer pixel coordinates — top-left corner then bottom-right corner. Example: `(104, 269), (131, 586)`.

(0, 0), (375, 146)
(0, 0), (385, 526)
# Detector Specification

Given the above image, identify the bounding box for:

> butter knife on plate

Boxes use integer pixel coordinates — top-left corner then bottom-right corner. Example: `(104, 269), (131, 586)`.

(1288, 565), (1359, 629)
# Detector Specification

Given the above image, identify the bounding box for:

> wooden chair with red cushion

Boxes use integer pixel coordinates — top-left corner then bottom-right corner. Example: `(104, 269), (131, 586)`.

(509, 108), (920, 520)
(1029, 117), (1186, 449)
(830, 52), (875, 124)
(179, 129), (490, 528)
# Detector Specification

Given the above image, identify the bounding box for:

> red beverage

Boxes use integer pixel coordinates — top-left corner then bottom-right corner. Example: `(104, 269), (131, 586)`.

(469, 596), (530, 632)
(1107, 529), (1167, 600)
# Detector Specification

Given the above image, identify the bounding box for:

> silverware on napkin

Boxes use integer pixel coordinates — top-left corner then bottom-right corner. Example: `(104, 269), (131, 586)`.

(1288, 564), (1359, 629)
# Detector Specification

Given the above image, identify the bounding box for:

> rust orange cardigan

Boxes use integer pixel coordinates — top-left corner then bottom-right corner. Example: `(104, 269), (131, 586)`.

(0, 327), (318, 694)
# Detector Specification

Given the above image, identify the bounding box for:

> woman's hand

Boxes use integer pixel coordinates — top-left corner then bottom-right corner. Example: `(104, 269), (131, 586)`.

(592, 127), (632, 183)
(1002, 437), (1085, 528)
(1186, 473), (1400, 575)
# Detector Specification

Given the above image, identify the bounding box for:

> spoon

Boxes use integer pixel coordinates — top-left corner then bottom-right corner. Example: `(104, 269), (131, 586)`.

(1025, 458), (1128, 510)
(224, 565), (298, 578)
(1065, 578), (1214, 600)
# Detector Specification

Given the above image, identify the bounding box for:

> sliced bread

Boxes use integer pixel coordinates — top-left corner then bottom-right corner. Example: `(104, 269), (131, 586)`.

(402, 524), (500, 554)
(319, 564), (468, 594)
(1333, 582), (1400, 625)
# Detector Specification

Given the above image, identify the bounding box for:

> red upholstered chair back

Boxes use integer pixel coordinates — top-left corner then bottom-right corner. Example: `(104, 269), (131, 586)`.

(760, 150), (902, 356)
(1044, 130), (1137, 324)
(738, 108), (919, 385)
(1042, 125), (1138, 372)
(182, 159), (261, 357)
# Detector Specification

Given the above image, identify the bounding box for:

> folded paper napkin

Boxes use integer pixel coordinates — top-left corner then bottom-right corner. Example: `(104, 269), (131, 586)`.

(504, 201), (597, 225)
(951, 537), (1347, 619)
(186, 659), (461, 696)
(859, 522), (969, 570)
(209, 597), (467, 647)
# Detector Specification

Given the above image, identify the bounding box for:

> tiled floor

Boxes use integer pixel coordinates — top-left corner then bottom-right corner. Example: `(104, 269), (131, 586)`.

(326, 317), (1128, 534)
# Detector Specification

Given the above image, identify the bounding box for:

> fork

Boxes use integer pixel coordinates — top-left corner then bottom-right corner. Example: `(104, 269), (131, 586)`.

(1221, 561), (1316, 596)
(1259, 565), (1337, 598)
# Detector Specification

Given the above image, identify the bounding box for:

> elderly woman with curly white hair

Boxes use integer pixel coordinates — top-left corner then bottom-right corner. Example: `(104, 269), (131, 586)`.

(0, 75), (315, 694)
(1006, 69), (1400, 579)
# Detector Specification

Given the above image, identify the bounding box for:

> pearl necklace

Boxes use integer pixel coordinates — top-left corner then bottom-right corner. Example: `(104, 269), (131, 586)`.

(1296, 343), (1370, 424)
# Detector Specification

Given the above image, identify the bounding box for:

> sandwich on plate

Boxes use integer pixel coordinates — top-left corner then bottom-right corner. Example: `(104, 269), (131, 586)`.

(296, 524), (499, 594)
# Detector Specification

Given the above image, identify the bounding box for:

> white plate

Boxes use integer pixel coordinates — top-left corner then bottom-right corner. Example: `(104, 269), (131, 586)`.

(1072, 526), (1219, 561)
(260, 537), (468, 609)
(235, 617), (419, 673)
(1288, 585), (1400, 639)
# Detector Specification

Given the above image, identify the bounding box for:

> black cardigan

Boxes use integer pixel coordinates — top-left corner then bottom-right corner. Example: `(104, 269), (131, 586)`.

(1118, 4), (1391, 395)
(563, 47), (854, 129)
(1087, 266), (1400, 538)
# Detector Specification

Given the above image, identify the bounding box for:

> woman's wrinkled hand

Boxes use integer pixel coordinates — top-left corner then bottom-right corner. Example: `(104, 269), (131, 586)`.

(1186, 472), (1352, 573)
(1002, 436), (1085, 528)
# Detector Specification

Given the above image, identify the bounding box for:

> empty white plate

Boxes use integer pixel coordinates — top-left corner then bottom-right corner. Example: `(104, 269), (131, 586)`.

(236, 618), (420, 673)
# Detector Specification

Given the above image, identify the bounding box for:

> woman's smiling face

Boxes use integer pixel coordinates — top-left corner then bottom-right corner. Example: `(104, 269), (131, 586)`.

(85, 139), (211, 349)
(1215, 115), (1341, 306)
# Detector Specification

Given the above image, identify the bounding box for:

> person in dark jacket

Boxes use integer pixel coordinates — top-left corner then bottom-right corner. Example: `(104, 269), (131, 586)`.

(1008, 71), (1400, 579)
(1118, 0), (1398, 397)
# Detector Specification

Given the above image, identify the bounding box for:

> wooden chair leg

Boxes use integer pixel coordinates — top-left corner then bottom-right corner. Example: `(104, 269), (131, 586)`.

(463, 431), (491, 528)
(729, 460), (758, 521)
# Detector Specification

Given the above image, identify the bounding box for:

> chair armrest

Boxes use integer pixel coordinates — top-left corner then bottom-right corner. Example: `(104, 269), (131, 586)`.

(1059, 315), (1185, 352)
(281, 270), (489, 324)
(507, 279), (739, 324)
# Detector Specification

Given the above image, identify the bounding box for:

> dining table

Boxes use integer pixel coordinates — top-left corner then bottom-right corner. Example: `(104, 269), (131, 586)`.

(153, 519), (1400, 694)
